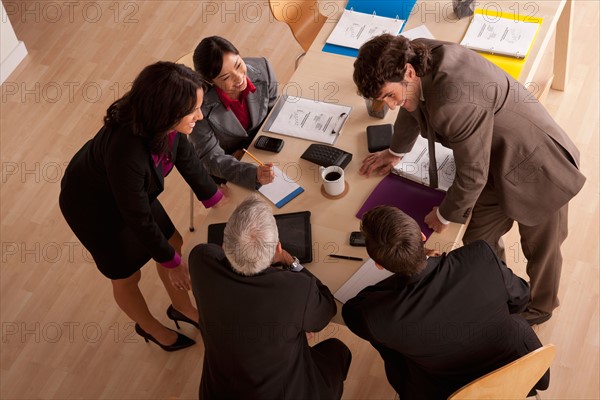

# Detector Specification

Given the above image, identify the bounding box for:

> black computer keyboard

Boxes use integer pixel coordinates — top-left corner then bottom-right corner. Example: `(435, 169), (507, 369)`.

(300, 144), (353, 169)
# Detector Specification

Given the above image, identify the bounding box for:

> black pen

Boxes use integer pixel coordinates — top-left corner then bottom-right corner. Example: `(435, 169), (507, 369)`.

(328, 254), (363, 261)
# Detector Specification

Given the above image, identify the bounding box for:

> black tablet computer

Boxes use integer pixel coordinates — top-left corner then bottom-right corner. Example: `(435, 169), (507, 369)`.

(207, 211), (312, 264)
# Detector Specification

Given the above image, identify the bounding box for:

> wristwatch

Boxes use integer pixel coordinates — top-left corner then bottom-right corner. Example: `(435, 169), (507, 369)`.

(287, 256), (304, 272)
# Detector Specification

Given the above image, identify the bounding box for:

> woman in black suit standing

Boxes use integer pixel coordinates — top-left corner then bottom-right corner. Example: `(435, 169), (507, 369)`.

(59, 61), (228, 351)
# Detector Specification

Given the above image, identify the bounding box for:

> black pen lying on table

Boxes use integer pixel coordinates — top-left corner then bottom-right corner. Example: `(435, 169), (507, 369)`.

(328, 254), (363, 261)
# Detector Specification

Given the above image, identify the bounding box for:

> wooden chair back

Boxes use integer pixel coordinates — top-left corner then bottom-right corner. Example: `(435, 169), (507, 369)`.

(176, 52), (194, 69)
(268, 0), (327, 52)
(448, 344), (556, 399)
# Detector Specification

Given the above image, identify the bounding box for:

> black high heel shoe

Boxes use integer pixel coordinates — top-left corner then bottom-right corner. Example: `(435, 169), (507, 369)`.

(134, 323), (195, 352)
(167, 305), (200, 329)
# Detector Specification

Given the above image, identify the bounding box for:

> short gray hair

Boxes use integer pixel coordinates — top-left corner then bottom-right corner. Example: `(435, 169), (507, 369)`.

(223, 195), (279, 276)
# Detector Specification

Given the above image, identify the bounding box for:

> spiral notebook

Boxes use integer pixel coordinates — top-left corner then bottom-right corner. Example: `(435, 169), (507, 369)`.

(461, 10), (542, 58)
(322, 0), (417, 57)
(325, 9), (405, 50)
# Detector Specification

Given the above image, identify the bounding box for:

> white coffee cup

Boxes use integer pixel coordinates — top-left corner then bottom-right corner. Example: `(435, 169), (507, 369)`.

(319, 166), (345, 197)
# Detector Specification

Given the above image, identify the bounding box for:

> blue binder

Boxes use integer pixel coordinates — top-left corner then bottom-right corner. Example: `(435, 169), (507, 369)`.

(322, 0), (418, 58)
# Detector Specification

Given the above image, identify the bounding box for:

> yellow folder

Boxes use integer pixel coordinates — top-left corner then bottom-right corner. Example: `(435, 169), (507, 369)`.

(466, 8), (543, 80)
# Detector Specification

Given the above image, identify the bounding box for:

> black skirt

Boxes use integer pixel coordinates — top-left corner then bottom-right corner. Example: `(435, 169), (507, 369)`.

(60, 192), (175, 280)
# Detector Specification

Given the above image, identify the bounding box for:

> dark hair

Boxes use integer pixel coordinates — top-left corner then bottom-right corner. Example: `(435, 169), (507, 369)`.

(103, 61), (205, 155)
(353, 34), (432, 99)
(193, 36), (240, 82)
(361, 206), (427, 276)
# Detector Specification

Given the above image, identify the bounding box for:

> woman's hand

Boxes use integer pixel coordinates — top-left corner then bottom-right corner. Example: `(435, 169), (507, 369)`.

(425, 207), (449, 234)
(359, 150), (402, 177)
(256, 163), (275, 185)
(212, 184), (230, 209)
(168, 261), (192, 291)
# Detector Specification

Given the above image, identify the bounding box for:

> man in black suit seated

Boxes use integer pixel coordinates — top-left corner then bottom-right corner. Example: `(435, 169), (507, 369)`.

(189, 195), (351, 399)
(342, 206), (549, 399)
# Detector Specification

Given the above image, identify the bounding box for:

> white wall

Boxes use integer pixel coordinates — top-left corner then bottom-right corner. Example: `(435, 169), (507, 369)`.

(1, 1), (27, 84)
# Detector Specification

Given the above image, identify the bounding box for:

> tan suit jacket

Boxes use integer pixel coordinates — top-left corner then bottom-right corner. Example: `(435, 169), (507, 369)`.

(391, 39), (585, 226)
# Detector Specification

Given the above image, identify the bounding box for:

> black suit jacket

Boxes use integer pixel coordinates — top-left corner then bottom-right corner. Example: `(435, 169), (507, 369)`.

(60, 125), (217, 266)
(189, 243), (339, 399)
(342, 241), (549, 399)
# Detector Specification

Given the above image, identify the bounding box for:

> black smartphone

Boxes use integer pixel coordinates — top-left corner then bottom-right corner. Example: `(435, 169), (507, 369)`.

(349, 231), (366, 247)
(366, 124), (393, 153)
(254, 135), (284, 153)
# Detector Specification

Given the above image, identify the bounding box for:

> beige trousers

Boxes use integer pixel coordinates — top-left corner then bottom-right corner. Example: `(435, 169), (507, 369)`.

(463, 184), (569, 314)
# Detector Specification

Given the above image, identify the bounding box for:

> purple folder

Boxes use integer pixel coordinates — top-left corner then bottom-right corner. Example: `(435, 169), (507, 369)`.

(356, 174), (446, 238)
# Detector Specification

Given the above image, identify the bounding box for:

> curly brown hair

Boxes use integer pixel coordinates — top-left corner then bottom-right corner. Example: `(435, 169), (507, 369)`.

(353, 34), (432, 99)
(361, 205), (427, 276)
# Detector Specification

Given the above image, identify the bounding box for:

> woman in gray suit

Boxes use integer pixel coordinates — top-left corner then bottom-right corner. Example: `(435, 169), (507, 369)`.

(190, 36), (277, 189)
(353, 34), (585, 325)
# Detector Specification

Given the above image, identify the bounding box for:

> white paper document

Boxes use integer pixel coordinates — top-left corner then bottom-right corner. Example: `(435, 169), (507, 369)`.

(258, 166), (304, 208)
(326, 9), (405, 50)
(392, 136), (455, 191)
(400, 25), (435, 40)
(264, 96), (351, 145)
(334, 259), (394, 304)
(460, 13), (540, 58)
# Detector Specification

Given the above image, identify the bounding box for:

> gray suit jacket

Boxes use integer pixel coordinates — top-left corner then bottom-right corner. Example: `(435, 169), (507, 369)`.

(190, 57), (278, 189)
(391, 39), (585, 225)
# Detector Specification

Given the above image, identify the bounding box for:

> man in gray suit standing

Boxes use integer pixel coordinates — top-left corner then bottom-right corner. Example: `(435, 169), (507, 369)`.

(354, 34), (586, 325)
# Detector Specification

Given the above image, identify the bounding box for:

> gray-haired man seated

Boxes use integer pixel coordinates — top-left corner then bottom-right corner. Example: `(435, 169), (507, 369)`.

(189, 195), (351, 399)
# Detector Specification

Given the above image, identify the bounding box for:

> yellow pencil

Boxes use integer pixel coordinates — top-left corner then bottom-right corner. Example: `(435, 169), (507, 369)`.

(242, 148), (265, 166)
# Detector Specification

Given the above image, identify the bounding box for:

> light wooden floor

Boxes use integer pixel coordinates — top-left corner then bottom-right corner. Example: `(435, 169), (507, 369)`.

(1, 1), (598, 399)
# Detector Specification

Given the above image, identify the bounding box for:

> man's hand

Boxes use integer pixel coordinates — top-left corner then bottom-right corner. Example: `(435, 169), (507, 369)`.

(168, 261), (191, 291)
(424, 247), (441, 257)
(256, 163), (275, 185)
(424, 207), (449, 234)
(359, 150), (402, 177)
(274, 249), (294, 267)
